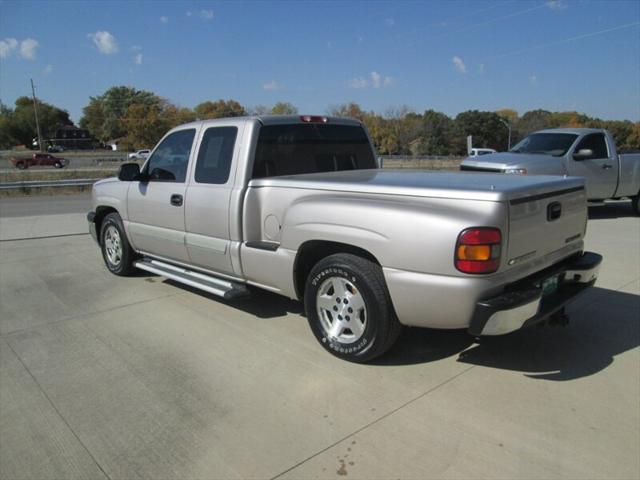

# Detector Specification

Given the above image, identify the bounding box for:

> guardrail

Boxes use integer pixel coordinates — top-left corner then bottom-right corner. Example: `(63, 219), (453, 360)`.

(0, 179), (97, 190)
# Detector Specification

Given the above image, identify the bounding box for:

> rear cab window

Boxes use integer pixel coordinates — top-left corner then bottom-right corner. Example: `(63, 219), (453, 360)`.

(252, 123), (376, 179)
(194, 126), (238, 184)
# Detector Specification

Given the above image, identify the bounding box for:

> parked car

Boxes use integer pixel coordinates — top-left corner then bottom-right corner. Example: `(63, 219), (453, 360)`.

(461, 128), (640, 214)
(88, 115), (602, 362)
(11, 153), (67, 169)
(47, 145), (65, 153)
(128, 149), (150, 160)
(469, 148), (497, 157)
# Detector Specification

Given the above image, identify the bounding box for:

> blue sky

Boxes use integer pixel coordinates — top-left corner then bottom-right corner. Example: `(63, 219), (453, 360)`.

(1, 0), (639, 123)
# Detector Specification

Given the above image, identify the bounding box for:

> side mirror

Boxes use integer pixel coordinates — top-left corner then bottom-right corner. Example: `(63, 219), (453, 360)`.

(118, 162), (141, 181)
(573, 148), (593, 160)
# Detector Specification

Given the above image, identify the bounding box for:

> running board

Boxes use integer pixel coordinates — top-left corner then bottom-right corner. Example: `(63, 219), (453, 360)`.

(134, 258), (250, 299)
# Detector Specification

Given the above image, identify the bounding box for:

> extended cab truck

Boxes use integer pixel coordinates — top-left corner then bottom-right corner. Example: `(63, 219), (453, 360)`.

(460, 128), (640, 214)
(88, 116), (602, 362)
(11, 152), (67, 169)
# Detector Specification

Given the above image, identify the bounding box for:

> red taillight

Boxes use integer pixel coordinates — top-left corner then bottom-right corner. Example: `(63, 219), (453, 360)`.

(300, 115), (328, 123)
(455, 227), (501, 274)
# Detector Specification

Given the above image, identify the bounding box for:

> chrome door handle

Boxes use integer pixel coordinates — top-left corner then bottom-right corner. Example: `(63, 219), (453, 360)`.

(601, 164), (613, 170)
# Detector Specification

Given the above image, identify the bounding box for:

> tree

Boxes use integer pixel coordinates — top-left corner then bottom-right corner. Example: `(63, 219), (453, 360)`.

(4, 96), (72, 147)
(270, 102), (298, 115)
(328, 103), (366, 121)
(194, 99), (245, 119)
(80, 86), (158, 141)
(453, 110), (506, 154)
(516, 109), (553, 138)
(496, 108), (518, 125)
(121, 100), (196, 149)
(417, 110), (453, 155)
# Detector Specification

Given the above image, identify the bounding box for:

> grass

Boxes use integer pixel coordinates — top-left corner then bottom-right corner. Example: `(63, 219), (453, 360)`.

(0, 168), (118, 183)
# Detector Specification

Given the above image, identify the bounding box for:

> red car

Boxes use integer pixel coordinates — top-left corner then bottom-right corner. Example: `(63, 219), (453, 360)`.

(11, 153), (67, 170)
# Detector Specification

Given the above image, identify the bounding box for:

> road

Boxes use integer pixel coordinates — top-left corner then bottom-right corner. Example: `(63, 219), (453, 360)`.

(0, 193), (91, 217)
(0, 200), (638, 479)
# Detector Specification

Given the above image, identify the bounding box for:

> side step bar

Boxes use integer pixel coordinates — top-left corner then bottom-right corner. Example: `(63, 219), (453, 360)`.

(134, 258), (250, 299)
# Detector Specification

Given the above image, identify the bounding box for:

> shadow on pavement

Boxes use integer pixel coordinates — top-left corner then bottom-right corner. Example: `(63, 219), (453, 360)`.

(164, 277), (638, 381)
(379, 287), (639, 380)
(588, 201), (637, 219)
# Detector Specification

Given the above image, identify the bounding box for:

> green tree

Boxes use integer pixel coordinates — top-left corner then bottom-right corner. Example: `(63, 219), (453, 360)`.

(453, 110), (507, 154)
(80, 86), (158, 141)
(417, 110), (453, 155)
(194, 99), (245, 119)
(270, 102), (298, 115)
(4, 96), (72, 147)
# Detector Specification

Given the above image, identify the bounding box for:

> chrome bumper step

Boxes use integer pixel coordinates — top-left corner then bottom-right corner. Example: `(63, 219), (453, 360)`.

(134, 258), (250, 299)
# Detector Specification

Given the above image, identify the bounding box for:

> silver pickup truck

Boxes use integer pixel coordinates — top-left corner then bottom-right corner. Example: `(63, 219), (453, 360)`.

(88, 115), (602, 362)
(461, 128), (640, 214)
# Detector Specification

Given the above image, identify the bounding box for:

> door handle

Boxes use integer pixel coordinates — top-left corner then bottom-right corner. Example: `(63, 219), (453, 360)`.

(170, 194), (183, 206)
(601, 164), (613, 170)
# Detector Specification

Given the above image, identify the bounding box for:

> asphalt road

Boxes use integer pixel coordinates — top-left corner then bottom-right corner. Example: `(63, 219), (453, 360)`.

(0, 201), (638, 479)
(0, 193), (91, 218)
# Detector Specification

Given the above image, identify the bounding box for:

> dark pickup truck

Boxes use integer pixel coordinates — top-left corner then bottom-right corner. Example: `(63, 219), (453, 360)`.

(11, 153), (67, 170)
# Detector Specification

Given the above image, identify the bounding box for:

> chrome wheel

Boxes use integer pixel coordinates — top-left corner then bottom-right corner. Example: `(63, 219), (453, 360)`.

(104, 225), (123, 267)
(316, 276), (367, 344)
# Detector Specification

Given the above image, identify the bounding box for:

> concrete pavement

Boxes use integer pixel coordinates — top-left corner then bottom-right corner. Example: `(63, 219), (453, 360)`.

(0, 201), (638, 479)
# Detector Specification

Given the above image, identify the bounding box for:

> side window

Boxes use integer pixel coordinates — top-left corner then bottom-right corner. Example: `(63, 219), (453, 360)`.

(575, 134), (608, 160)
(194, 127), (238, 184)
(144, 129), (195, 182)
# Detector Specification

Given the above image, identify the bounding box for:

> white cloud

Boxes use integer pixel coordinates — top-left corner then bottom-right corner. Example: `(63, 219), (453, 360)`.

(19, 38), (39, 59)
(479, 63), (485, 73)
(186, 11), (192, 17)
(200, 9), (214, 20)
(348, 77), (368, 88)
(348, 72), (393, 89)
(371, 71), (382, 88)
(43, 64), (53, 75)
(0, 38), (18, 58)
(327, 41), (332, 49)
(160, 16), (168, 24)
(263, 80), (279, 91)
(452, 55), (466, 73)
(530, 74), (538, 86)
(357, 36), (363, 44)
(134, 53), (143, 65)
(384, 17), (395, 27)
(131, 45), (142, 51)
(88, 31), (118, 54)
(546, 0), (568, 10)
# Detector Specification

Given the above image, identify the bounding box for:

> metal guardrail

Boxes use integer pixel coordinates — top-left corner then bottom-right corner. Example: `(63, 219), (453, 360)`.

(0, 179), (97, 190)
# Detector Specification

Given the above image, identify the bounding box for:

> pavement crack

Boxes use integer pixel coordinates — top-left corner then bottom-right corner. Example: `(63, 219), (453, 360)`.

(4, 339), (112, 480)
(269, 365), (476, 480)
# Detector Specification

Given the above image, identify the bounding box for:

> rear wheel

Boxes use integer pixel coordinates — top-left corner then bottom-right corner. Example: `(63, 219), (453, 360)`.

(100, 212), (137, 276)
(16, 162), (26, 170)
(304, 253), (402, 362)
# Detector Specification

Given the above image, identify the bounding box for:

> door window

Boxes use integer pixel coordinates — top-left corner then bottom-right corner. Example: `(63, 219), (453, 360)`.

(194, 127), (238, 184)
(574, 134), (609, 160)
(144, 129), (196, 182)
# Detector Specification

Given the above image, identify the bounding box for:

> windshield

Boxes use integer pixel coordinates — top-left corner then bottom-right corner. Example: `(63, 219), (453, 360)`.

(252, 124), (376, 178)
(510, 133), (578, 156)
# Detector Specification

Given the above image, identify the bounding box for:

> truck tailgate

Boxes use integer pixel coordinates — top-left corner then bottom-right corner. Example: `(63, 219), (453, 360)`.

(507, 184), (587, 269)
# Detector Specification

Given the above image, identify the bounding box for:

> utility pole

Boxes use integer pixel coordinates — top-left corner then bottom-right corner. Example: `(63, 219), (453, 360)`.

(498, 118), (512, 151)
(30, 78), (44, 152)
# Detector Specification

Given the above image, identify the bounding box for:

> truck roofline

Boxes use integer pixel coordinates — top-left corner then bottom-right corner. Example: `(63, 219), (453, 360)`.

(166, 115), (363, 132)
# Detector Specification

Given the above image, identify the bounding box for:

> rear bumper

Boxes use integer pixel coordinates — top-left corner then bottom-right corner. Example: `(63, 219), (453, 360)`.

(468, 251), (602, 336)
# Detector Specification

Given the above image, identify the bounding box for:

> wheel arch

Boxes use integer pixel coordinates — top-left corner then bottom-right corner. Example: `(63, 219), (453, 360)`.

(293, 240), (380, 299)
(94, 206), (119, 244)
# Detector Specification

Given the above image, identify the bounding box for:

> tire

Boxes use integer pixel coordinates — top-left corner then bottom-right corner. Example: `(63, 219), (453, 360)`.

(632, 194), (640, 216)
(100, 212), (137, 276)
(304, 253), (402, 362)
(54, 162), (62, 168)
(16, 162), (26, 170)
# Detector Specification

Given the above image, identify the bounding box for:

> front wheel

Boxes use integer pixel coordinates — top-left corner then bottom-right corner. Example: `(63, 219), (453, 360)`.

(16, 162), (26, 170)
(54, 162), (62, 168)
(304, 253), (402, 362)
(632, 194), (640, 216)
(100, 212), (137, 276)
